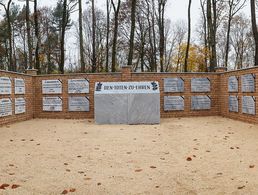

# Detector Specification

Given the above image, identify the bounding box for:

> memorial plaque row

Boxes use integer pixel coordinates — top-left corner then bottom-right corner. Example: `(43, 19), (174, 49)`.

(228, 74), (256, 93)
(164, 77), (211, 93)
(228, 96), (256, 115)
(0, 98), (26, 117)
(0, 77), (25, 94)
(164, 96), (211, 111)
(42, 79), (89, 94)
(43, 97), (90, 112)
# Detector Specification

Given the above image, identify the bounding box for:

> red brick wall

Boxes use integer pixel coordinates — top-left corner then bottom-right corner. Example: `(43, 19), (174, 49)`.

(0, 70), (34, 126)
(0, 66), (258, 125)
(219, 67), (258, 124)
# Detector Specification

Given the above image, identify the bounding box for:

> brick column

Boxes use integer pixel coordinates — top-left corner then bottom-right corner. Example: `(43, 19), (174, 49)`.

(215, 67), (227, 73)
(121, 66), (132, 81)
(26, 69), (38, 76)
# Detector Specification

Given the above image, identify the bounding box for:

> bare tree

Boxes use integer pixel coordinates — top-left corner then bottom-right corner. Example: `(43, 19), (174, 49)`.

(111, 0), (121, 72)
(224, 0), (246, 68)
(79, 0), (85, 72)
(184, 0), (191, 72)
(127, 0), (137, 66)
(251, 0), (258, 66)
(0, 0), (13, 71)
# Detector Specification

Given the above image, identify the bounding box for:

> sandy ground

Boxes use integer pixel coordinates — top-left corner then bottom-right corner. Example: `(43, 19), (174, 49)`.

(0, 117), (258, 195)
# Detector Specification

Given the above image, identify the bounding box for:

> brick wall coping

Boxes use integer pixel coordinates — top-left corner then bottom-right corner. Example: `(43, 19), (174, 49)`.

(223, 66), (258, 74)
(35, 72), (121, 77)
(132, 72), (220, 75)
(0, 70), (32, 77)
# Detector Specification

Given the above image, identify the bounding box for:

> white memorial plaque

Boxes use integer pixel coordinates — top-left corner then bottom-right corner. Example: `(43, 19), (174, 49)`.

(164, 96), (184, 111)
(241, 74), (255, 92)
(43, 97), (62, 112)
(229, 96), (238, 112)
(68, 79), (89, 94)
(191, 78), (211, 92)
(228, 76), (238, 92)
(0, 98), (12, 117)
(15, 98), (26, 114)
(69, 97), (90, 112)
(242, 96), (256, 115)
(164, 78), (184, 92)
(15, 78), (25, 94)
(191, 96), (211, 110)
(0, 77), (12, 94)
(42, 80), (62, 94)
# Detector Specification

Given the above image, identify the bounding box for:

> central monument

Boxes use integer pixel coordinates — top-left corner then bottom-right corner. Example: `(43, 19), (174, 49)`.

(94, 81), (160, 124)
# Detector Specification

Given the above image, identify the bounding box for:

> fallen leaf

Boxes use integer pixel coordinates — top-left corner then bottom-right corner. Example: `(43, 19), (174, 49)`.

(249, 165), (255, 168)
(61, 190), (68, 194)
(0, 184), (10, 190)
(135, 169), (143, 172)
(9, 164), (14, 167)
(11, 184), (20, 189)
(77, 155), (82, 158)
(78, 171), (84, 174)
(230, 147), (234, 150)
(69, 188), (76, 192)
(155, 186), (160, 188)
(126, 152), (132, 154)
(64, 163), (68, 166)
(97, 182), (101, 186)
(186, 157), (192, 161)
(84, 178), (92, 180)
(160, 158), (165, 160)
(9, 173), (15, 175)
(150, 166), (157, 169)
(66, 169), (71, 172)
(237, 186), (245, 190)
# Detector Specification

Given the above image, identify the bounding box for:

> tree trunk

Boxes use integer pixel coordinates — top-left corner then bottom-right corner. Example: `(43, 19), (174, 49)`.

(184, 0), (191, 72)
(251, 0), (258, 66)
(158, 0), (166, 72)
(79, 0), (85, 72)
(92, 0), (97, 72)
(60, 0), (67, 74)
(105, 0), (110, 72)
(111, 0), (121, 72)
(34, 0), (40, 73)
(26, 0), (33, 69)
(127, 0), (137, 66)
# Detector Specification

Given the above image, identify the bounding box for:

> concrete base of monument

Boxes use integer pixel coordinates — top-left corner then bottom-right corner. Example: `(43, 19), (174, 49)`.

(1, 117), (258, 194)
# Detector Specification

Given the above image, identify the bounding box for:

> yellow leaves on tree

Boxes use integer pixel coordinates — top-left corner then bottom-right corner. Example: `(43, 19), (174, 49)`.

(172, 43), (208, 72)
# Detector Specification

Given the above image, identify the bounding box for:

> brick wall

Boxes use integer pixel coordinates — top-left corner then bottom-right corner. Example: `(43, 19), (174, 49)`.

(220, 67), (258, 124)
(0, 66), (258, 125)
(0, 70), (34, 126)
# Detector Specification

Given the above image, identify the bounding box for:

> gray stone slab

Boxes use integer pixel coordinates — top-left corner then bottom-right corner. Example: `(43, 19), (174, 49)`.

(191, 96), (211, 110)
(164, 78), (184, 92)
(68, 97), (89, 112)
(164, 96), (184, 111)
(191, 78), (211, 92)
(128, 93), (160, 124)
(242, 96), (256, 115)
(241, 74), (255, 92)
(0, 98), (12, 117)
(94, 94), (128, 124)
(228, 76), (238, 92)
(229, 96), (238, 112)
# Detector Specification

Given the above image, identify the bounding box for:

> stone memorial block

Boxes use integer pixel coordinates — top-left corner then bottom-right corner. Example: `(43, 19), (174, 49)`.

(164, 96), (184, 111)
(42, 80), (62, 94)
(43, 97), (62, 112)
(68, 79), (89, 94)
(15, 98), (26, 114)
(191, 78), (211, 92)
(241, 74), (255, 92)
(228, 76), (238, 92)
(0, 77), (12, 94)
(94, 81), (160, 124)
(68, 97), (89, 112)
(242, 96), (256, 115)
(0, 98), (12, 117)
(191, 96), (211, 110)
(164, 78), (184, 92)
(229, 96), (238, 112)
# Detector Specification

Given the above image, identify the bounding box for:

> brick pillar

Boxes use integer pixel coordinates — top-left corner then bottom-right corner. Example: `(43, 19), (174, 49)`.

(214, 67), (227, 73)
(26, 69), (38, 76)
(121, 66), (132, 81)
